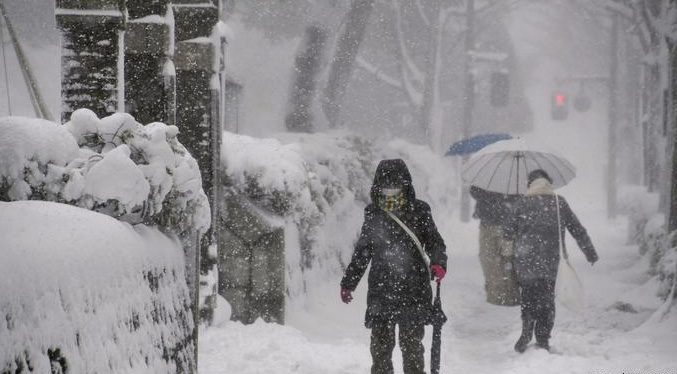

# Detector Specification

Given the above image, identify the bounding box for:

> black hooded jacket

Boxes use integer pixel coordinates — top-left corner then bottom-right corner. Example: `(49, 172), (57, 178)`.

(340, 159), (447, 327)
(469, 186), (519, 227)
(504, 193), (598, 282)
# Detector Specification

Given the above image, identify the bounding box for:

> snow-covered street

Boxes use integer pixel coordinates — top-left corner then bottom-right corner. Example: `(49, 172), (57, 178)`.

(3, 1), (677, 373)
(199, 202), (677, 374)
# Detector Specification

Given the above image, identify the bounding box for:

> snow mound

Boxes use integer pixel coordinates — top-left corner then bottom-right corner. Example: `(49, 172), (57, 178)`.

(0, 200), (194, 373)
(0, 111), (210, 234)
(83, 144), (151, 209)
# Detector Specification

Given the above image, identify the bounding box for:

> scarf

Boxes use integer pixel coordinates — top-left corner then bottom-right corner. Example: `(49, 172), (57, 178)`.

(525, 178), (554, 196)
(379, 191), (407, 212)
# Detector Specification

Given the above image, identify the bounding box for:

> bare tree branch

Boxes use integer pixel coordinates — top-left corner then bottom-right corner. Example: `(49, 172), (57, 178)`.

(355, 56), (403, 89)
(390, 0), (425, 84)
(414, 0), (431, 26)
(389, 0), (424, 107)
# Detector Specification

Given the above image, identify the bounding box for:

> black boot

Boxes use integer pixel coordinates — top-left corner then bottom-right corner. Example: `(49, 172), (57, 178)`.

(514, 317), (534, 353)
(535, 339), (549, 352)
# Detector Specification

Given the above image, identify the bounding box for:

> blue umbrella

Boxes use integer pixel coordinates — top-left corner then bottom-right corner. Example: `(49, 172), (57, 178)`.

(445, 133), (512, 156)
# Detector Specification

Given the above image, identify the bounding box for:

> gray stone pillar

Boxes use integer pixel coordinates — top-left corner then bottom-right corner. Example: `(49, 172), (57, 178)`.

(172, 0), (222, 324)
(124, 0), (175, 125)
(218, 195), (285, 324)
(56, 0), (125, 122)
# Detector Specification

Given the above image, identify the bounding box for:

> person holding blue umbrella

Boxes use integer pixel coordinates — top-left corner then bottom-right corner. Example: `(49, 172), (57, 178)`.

(447, 134), (520, 305)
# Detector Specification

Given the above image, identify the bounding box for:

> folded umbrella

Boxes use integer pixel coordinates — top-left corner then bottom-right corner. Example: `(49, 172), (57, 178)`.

(462, 138), (576, 194)
(430, 282), (447, 374)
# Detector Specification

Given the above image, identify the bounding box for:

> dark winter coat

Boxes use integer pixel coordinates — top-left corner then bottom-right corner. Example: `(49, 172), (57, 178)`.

(504, 193), (598, 283)
(340, 159), (447, 328)
(470, 186), (519, 228)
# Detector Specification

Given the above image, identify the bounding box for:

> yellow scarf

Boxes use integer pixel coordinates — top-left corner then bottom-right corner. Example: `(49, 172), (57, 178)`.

(379, 191), (407, 212)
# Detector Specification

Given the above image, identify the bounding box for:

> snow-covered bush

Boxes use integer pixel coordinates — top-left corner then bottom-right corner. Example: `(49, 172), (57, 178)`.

(0, 112), (212, 371)
(221, 131), (456, 300)
(0, 111), (210, 235)
(618, 185), (660, 248)
(622, 191), (676, 311)
(0, 201), (194, 373)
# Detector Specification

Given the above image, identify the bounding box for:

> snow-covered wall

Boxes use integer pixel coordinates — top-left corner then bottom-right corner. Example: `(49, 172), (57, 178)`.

(220, 131), (456, 305)
(0, 200), (194, 373)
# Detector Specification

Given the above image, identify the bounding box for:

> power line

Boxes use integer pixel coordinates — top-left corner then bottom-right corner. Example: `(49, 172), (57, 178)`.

(0, 10), (11, 115)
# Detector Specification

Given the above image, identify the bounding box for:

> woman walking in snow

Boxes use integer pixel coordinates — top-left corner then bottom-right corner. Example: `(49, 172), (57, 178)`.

(504, 169), (598, 353)
(340, 159), (447, 374)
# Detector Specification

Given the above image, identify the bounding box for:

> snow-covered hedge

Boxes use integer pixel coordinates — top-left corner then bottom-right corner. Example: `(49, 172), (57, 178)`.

(0, 201), (194, 373)
(0, 111), (210, 234)
(221, 131), (456, 300)
(0, 112), (212, 372)
(619, 186), (676, 311)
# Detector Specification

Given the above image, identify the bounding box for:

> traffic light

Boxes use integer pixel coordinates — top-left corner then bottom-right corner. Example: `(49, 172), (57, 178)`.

(551, 91), (568, 120)
(490, 71), (510, 107)
(573, 93), (592, 112)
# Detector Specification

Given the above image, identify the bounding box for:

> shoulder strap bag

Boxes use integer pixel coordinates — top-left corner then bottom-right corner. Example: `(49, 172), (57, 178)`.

(384, 210), (431, 279)
(555, 194), (585, 311)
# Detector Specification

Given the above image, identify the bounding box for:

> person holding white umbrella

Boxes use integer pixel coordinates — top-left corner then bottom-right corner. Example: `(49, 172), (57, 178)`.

(503, 169), (599, 353)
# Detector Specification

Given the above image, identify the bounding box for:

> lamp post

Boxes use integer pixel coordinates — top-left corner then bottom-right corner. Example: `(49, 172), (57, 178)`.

(460, 0), (475, 223)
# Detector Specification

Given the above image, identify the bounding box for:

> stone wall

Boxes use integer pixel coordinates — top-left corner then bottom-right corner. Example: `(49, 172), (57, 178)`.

(217, 194), (285, 324)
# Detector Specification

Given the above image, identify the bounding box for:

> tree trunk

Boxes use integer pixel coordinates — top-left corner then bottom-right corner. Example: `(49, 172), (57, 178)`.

(667, 40), (677, 232)
(607, 12), (619, 219)
(419, 0), (441, 142)
(321, 0), (376, 128)
(286, 24), (329, 132)
(459, 0), (475, 223)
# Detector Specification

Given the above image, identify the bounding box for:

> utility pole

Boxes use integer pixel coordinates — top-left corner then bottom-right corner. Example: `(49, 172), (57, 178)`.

(460, 0), (475, 222)
(607, 12), (619, 219)
(0, 0), (53, 121)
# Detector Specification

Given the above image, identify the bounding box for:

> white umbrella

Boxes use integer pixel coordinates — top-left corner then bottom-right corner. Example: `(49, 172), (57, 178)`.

(462, 138), (576, 194)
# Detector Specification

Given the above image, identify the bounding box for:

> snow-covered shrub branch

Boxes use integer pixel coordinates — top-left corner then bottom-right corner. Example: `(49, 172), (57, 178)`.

(620, 186), (677, 315)
(0, 111), (210, 236)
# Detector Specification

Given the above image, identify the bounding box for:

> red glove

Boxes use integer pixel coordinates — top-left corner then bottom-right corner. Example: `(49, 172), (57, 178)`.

(340, 287), (353, 304)
(430, 264), (446, 283)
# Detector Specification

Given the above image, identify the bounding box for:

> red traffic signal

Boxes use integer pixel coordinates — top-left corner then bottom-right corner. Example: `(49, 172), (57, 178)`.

(551, 91), (568, 121)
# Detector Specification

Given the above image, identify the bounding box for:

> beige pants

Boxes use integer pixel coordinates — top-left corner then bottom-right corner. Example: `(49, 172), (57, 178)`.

(479, 223), (520, 306)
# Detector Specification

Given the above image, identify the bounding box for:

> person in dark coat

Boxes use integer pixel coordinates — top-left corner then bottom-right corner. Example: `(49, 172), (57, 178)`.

(340, 159), (447, 374)
(470, 186), (520, 305)
(504, 169), (599, 353)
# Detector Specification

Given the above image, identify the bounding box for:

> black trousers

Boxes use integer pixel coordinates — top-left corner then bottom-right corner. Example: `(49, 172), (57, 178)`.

(370, 322), (426, 374)
(519, 279), (556, 343)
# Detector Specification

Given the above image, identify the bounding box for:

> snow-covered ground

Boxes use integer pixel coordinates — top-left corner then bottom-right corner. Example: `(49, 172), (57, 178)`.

(199, 196), (677, 374)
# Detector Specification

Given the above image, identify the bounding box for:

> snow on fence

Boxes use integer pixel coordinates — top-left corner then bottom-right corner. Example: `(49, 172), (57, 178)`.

(0, 201), (194, 373)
